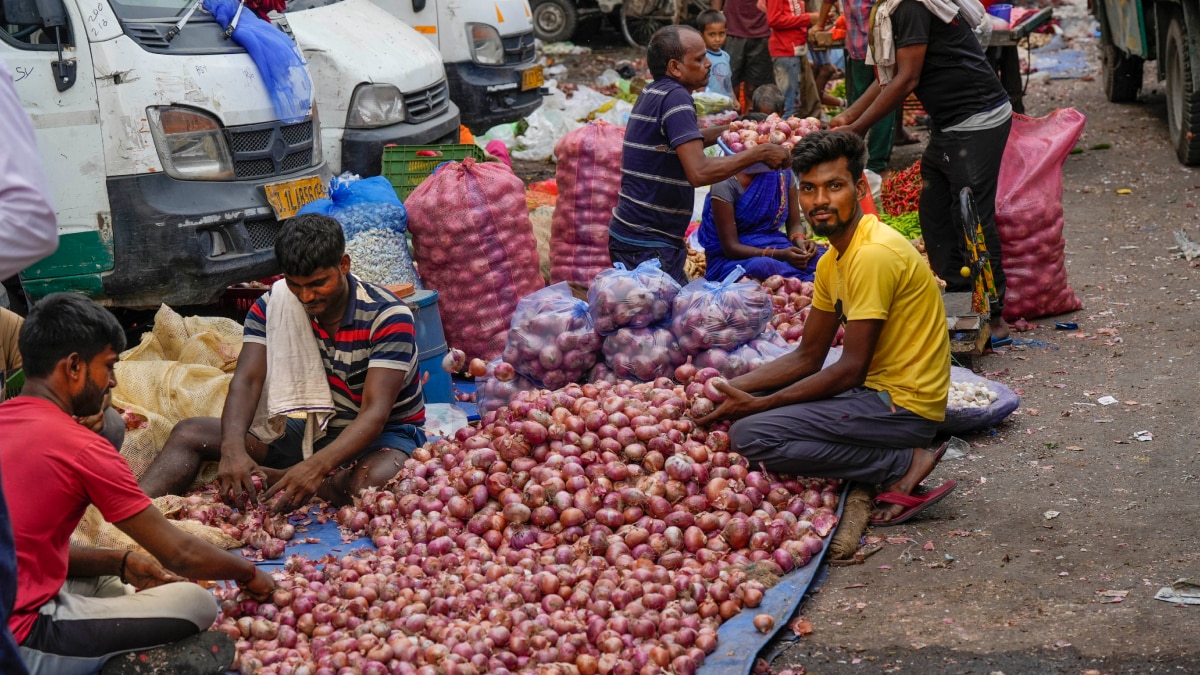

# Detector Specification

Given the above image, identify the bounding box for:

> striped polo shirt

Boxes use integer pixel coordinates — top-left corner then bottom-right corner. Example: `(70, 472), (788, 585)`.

(609, 77), (704, 247)
(243, 273), (424, 431)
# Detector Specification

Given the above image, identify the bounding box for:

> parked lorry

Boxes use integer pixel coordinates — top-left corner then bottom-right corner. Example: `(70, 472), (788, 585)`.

(1098, 0), (1200, 164)
(2, 0), (326, 307)
(284, 0), (461, 177)
(380, 0), (543, 133)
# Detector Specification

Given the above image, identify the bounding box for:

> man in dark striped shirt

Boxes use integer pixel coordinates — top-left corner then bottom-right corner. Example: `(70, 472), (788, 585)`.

(610, 25), (792, 284)
(140, 215), (426, 512)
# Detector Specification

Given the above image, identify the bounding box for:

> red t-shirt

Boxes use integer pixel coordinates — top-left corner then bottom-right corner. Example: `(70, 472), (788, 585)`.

(725, 0), (770, 38)
(0, 397), (151, 643)
(766, 0), (814, 58)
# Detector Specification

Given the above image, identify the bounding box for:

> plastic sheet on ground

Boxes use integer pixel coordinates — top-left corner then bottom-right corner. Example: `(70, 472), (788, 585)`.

(696, 484), (848, 675)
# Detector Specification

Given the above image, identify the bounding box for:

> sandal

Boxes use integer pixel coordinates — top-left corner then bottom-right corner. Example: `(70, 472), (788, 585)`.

(870, 479), (958, 527)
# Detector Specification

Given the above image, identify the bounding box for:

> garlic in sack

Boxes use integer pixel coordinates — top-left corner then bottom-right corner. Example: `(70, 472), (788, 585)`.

(343, 228), (420, 287)
(948, 380), (999, 409)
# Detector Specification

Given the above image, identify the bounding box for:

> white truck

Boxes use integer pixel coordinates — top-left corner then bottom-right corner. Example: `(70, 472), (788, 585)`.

(283, 0), (461, 177)
(380, 0), (544, 133)
(2, 0), (327, 307)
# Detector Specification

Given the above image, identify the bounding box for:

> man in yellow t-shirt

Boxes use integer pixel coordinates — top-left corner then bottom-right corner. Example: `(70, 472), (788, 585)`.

(696, 130), (954, 527)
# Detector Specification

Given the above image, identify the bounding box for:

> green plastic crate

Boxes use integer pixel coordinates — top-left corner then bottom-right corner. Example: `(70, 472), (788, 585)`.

(382, 144), (489, 202)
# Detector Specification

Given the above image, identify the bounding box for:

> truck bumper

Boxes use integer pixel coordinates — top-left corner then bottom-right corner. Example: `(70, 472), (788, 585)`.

(445, 60), (544, 133)
(81, 164), (330, 308)
(341, 102), (462, 178)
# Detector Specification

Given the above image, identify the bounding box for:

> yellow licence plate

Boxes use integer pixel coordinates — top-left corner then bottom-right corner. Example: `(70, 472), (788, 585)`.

(521, 65), (544, 91)
(263, 176), (328, 221)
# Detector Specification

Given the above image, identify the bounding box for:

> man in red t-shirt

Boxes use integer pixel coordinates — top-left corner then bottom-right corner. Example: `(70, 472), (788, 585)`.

(0, 294), (275, 675)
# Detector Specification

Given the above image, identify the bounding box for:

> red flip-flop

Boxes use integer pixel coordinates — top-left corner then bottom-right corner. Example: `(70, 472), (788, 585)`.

(869, 479), (958, 527)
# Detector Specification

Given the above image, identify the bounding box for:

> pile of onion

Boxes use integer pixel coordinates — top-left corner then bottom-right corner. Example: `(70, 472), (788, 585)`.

(759, 275), (843, 348)
(601, 326), (688, 383)
(212, 378), (841, 675)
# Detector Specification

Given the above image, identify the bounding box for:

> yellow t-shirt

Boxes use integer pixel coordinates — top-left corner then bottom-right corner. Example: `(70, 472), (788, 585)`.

(812, 214), (950, 421)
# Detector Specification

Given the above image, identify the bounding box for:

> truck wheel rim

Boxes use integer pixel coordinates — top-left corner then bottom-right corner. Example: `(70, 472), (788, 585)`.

(536, 5), (565, 34)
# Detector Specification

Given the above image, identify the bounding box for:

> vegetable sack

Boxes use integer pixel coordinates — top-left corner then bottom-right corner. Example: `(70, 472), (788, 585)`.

(669, 266), (774, 355)
(550, 121), (622, 287)
(937, 366), (1020, 435)
(995, 109), (1086, 321)
(405, 158), (544, 361)
(503, 283), (601, 389)
(588, 260), (682, 335)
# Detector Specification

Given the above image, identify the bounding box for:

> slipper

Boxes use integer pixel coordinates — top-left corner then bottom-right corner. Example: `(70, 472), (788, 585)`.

(869, 479), (957, 527)
(990, 335), (1013, 348)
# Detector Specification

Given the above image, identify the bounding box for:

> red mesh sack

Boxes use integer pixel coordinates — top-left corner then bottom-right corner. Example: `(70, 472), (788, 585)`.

(550, 121), (622, 287)
(995, 109), (1085, 322)
(405, 158), (544, 361)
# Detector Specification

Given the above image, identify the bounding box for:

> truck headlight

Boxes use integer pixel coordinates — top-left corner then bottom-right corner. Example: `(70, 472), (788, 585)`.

(346, 84), (405, 128)
(310, 103), (323, 166)
(147, 106), (234, 181)
(468, 22), (505, 65)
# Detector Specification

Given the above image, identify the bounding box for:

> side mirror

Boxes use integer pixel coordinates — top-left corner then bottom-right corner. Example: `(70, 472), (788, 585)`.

(412, 0), (425, 11)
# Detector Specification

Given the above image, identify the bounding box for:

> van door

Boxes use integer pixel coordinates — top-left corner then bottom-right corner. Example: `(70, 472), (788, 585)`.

(388, 0), (440, 49)
(2, 0), (113, 294)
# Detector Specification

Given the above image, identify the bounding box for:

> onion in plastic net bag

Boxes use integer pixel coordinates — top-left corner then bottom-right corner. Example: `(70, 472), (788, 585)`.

(602, 325), (687, 382)
(693, 330), (792, 378)
(297, 174), (421, 288)
(669, 266), (774, 355)
(476, 358), (536, 415)
(937, 366), (1020, 435)
(550, 121), (621, 287)
(588, 259), (682, 335)
(405, 158), (544, 362)
(502, 282), (601, 389)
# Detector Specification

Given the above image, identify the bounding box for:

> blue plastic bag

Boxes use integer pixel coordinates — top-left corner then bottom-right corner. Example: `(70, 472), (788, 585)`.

(203, 0), (312, 123)
(298, 175), (420, 288)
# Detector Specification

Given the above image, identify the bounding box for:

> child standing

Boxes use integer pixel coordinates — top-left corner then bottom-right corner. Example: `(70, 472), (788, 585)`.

(762, 0), (819, 117)
(698, 10), (735, 101)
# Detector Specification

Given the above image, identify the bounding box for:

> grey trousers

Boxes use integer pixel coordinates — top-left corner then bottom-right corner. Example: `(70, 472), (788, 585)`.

(729, 387), (938, 486)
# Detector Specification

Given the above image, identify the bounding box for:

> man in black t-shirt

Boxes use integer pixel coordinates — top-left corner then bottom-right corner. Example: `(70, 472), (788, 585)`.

(829, 0), (1012, 339)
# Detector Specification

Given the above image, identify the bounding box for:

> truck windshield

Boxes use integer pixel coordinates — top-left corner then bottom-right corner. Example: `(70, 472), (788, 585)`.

(107, 0), (216, 21)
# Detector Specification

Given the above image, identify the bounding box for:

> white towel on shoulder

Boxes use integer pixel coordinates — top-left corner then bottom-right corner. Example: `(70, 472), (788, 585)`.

(868, 0), (987, 86)
(249, 279), (336, 460)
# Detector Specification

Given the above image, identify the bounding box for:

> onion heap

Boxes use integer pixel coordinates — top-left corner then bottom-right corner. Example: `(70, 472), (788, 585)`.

(669, 275), (774, 357)
(601, 326), (688, 383)
(588, 261), (681, 335)
(475, 359), (536, 415)
(502, 283), (602, 390)
(719, 114), (822, 154)
(214, 378), (842, 675)
(692, 331), (792, 380)
(177, 491), (297, 561)
(760, 275), (844, 348)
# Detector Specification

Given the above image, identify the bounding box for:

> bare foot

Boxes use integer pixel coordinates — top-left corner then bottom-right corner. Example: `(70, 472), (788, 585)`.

(990, 315), (1010, 341)
(870, 443), (944, 523)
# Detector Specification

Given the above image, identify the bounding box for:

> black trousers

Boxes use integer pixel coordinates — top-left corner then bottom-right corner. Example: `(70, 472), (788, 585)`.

(919, 117), (1012, 319)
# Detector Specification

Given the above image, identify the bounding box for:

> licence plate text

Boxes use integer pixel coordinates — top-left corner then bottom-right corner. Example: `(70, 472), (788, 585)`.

(263, 176), (328, 221)
(521, 65), (544, 91)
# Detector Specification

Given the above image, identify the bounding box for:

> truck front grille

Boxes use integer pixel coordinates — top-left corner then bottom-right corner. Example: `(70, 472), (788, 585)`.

(503, 31), (536, 65)
(226, 118), (315, 180)
(403, 81), (450, 123)
(245, 218), (283, 250)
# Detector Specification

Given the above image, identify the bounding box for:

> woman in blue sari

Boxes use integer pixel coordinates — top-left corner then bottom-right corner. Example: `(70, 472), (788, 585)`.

(698, 167), (822, 281)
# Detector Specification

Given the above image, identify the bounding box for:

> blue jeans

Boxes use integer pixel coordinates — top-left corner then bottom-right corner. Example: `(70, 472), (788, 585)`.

(773, 56), (801, 118)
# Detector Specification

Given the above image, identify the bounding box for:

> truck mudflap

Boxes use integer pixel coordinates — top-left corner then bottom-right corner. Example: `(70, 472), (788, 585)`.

(91, 166), (327, 308)
(341, 102), (461, 177)
(445, 60), (544, 133)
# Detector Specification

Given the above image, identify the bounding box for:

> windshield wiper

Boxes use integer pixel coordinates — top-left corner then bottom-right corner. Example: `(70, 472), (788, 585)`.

(165, 0), (202, 41)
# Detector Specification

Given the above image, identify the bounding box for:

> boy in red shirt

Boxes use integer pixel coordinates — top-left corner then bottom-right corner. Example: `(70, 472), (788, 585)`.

(763, 0), (819, 117)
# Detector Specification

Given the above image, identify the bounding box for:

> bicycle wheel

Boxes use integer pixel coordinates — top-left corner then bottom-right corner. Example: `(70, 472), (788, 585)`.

(620, 0), (673, 49)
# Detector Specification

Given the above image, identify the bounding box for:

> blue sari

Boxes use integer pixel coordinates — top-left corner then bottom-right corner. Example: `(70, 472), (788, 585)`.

(698, 170), (822, 281)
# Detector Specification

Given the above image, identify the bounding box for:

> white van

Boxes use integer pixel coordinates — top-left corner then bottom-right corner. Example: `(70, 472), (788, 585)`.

(283, 0), (461, 177)
(2, 0), (327, 307)
(380, 0), (543, 132)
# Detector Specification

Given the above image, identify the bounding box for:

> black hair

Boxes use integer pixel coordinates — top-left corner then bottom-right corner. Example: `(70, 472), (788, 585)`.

(742, 112), (769, 122)
(751, 84), (785, 115)
(648, 25), (699, 79)
(791, 130), (867, 183)
(18, 293), (126, 379)
(275, 213), (345, 277)
(696, 9), (725, 32)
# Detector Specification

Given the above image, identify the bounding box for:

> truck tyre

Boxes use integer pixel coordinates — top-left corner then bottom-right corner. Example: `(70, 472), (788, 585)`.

(1101, 42), (1143, 103)
(532, 0), (577, 43)
(1165, 18), (1200, 165)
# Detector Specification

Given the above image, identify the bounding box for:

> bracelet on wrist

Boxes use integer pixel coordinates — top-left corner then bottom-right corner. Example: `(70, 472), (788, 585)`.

(119, 550), (132, 585)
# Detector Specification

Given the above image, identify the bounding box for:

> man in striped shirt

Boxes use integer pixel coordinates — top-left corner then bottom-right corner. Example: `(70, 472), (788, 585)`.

(140, 215), (426, 512)
(609, 25), (791, 284)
